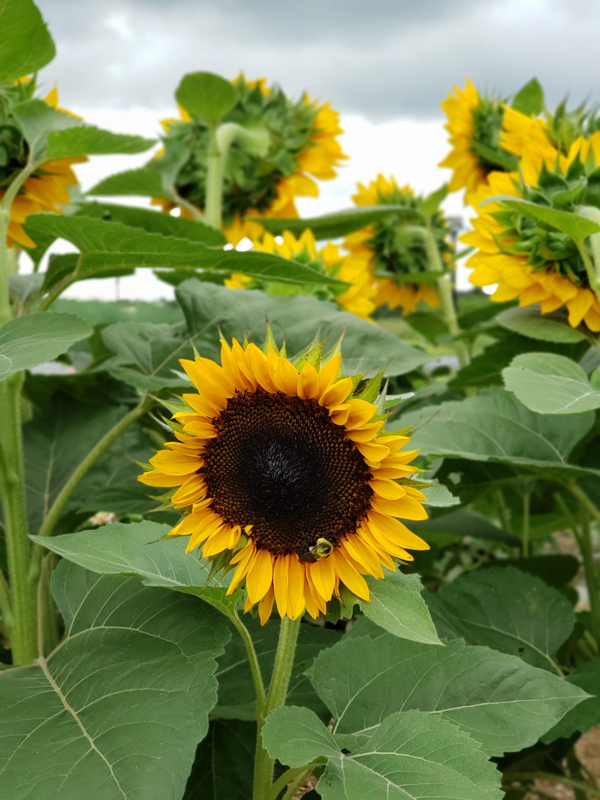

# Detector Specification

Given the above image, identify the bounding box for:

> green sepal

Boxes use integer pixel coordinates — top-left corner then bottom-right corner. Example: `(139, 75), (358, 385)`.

(158, 414), (184, 434)
(377, 426), (413, 438)
(263, 322), (282, 356)
(151, 395), (191, 417)
(321, 333), (344, 373)
(338, 584), (360, 620)
(357, 367), (386, 403)
(290, 329), (324, 369)
(383, 392), (415, 412)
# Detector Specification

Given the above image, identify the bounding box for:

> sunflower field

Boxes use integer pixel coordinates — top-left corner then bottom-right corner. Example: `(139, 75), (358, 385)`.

(2, 2), (600, 799)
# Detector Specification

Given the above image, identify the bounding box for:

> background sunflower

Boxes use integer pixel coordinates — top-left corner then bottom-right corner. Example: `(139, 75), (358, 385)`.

(225, 229), (376, 320)
(153, 75), (347, 244)
(343, 174), (453, 316)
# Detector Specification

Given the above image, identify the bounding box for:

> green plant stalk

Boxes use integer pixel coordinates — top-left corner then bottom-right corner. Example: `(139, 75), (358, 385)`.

(266, 764), (320, 800)
(521, 489), (531, 557)
(422, 227), (469, 367)
(37, 254), (83, 312)
(205, 125), (223, 230)
(37, 553), (59, 657)
(30, 394), (156, 580)
(230, 608), (266, 712)
(493, 488), (512, 534)
(253, 615), (302, 800)
(0, 569), (13, 633)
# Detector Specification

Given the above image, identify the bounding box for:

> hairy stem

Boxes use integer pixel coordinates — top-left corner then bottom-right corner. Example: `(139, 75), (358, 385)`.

(253, 615), (302, 800)
(30, 395), (155, 581)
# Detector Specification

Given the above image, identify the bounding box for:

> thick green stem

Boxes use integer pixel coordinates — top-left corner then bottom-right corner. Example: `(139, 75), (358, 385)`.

(0, 374), (37, 665)
(37, 255), (83, 312)
(422, 227), (469, 367)
(30, 395), (155, 580)
(0, 569), (12, 633)
(521, 489), (531, 557)
(205, 126), (223, 230)
(253, 615), (302, 800)
(230, 609), (266, 712)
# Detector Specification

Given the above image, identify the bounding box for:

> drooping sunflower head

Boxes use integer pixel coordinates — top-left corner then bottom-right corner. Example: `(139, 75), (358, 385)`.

(155, 74), (347, 244)
(225, 229), (376, 320)
(343, 174), (453, 315)
(0, 77), (84, 247)
(440, 79), (519, 201)
(139, 333), (428, 623)
(464, 132), (600, 331)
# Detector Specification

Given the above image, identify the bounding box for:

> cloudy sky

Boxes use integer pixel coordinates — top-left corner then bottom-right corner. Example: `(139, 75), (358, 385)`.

(32, 0), (600, 300)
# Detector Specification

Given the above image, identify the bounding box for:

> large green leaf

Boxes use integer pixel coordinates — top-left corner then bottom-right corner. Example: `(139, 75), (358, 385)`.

(31, 520), (239, 617)
(176, 280), (428, 377)
(361, 570), (441, 645)
(45, 126), (155, 160)
(426, 567), (574, 673)
(484, 196), (600, 240)
(309, 632), (587, 755)
(0, 311), (91, 380)
(0, 561), (230, 800)
(542, 659), (600, 742)
(215, 618), (339, 721)
(183, 720), (255, 800)
(496, 306), (590, 343)
(78, 202), (225, 246)
(88, 167), (167, 199)
(0, 0), (55, 84)
(101, 321), (192, 392)
(176, 71), (237, 125)
(26, 214), (344, 286)
(23, 400), (129, 534)
(401, 388), (596, 480)
(263, 707), (503, 800)
(253, 204), (421, 240)
(504, 352), (600, 414)
(12, 98), (81, 158)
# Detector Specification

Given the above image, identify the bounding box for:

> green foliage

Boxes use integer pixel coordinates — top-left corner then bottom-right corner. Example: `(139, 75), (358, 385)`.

(263, 706), (504, 800)
(0, 0), (55, 84)
(44, 126), (155, 160)
(512, 78), (545, 116)
(309, 630), (587, 755)
(0, 561), (231, 800)
(542, 659), (600, 741)
(176, 72), (238, 126)
(504, 352), (600, 414)
(426, 567), (574, 672)
(256, 205), (421, 239)
(497, 305), (590, 343)
(0, 311), (91, 380)
(88, 166), (167, 198)
(183, 720), (255, 800)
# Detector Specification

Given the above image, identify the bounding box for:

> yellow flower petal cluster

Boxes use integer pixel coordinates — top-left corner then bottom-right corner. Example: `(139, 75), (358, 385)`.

(439, 79), (488, 198)
(226, 230), (377, 320)
(139, 339), (428, 623)
(3, 83), (84, 248)
(464, 133), (600, 331)
(344, 174), (443, 315)
(499, 106), (559, 185)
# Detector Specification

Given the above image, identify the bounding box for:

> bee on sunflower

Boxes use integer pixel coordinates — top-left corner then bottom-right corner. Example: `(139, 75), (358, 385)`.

(463, 132), (600, 331)
(440, 78), (519, 201)
(154, 75), (347, 244)
(138, 332), (429, 623)
(343, 174), (454, 316)
(225, 229), (377, 320)
(0, 77), (84, 248)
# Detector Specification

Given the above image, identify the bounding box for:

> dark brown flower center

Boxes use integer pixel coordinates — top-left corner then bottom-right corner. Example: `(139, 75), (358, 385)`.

(202, 388), (373, 556)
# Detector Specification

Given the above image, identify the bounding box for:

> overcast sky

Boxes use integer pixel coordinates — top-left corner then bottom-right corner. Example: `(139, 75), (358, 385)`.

(31, 0), (600, 301)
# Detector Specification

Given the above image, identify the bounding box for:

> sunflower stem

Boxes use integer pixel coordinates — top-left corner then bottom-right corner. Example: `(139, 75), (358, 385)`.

(0, 206), (38, 666)
(422, 227), (469, 367)
(266, 764), (320, 800)
(253, 615), (302, 800)
(231, 608), (267, 712)
(205, 125), (224, 230)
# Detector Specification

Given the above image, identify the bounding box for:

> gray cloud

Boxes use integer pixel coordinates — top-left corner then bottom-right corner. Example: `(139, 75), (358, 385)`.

(35, 0), (600, 120)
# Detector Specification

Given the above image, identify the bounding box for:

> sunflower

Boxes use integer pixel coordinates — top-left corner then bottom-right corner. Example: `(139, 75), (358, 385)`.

(138, 335), (428, 622)
(1, 79), (84, 248)
(440, 79), (518, 201)
(154, 75), (347, 244)
(463, 132), (600, 331)
(225, 229), (376, 320)
(343, 174), (453, 315)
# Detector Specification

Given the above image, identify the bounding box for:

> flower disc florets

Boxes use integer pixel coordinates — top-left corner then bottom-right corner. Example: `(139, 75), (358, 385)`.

(344, 174), (453, 315)
(139, 334), (429, 622)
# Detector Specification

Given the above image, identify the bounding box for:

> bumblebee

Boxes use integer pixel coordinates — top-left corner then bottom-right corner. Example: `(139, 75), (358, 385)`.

(298, 537), (334, 563)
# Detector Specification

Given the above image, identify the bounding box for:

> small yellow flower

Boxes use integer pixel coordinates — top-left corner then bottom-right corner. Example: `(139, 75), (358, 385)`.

(463, 132), (600, 331)
(226, 230), (376, 320)
(344, 175), (453, 316)
(139, 336), (428, 623)
(2, 81), (84, 248)
(155, 76), (347, 245)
